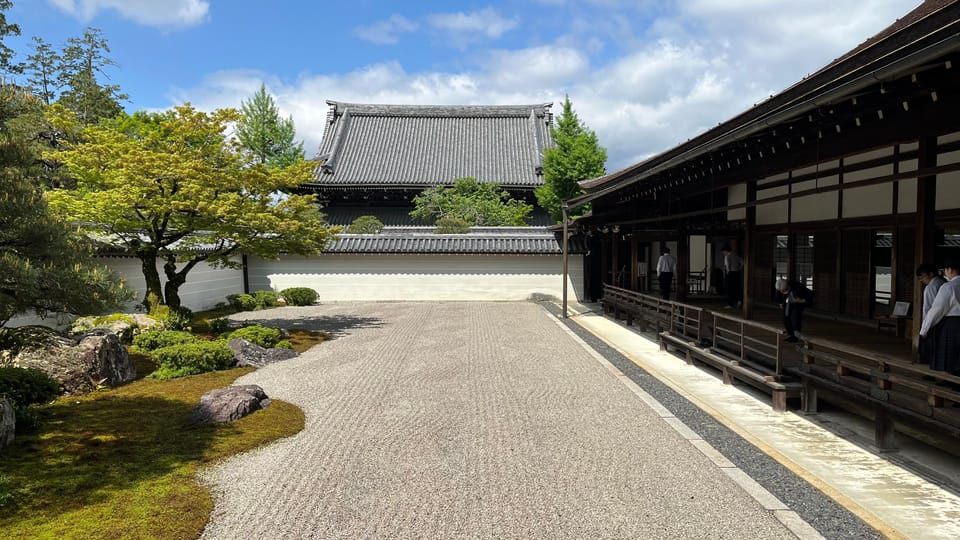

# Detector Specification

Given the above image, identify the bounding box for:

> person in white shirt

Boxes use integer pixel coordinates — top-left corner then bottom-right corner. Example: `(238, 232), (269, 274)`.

(722, 245), (744, 308)
(656, 247), (676, 300)
(919, 260), (960, 375)
(917, 263), (947, 368)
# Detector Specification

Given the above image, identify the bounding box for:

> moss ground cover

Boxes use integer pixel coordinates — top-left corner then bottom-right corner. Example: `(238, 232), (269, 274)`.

(0, 367), (305, 539)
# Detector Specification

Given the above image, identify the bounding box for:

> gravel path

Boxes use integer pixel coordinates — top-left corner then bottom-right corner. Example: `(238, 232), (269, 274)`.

(201, 302), (797, 539)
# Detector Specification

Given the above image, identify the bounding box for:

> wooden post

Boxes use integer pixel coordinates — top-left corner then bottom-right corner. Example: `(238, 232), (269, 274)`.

(677, 229), (689, 302)
(875, 407), (899, 452)
(913, 136), (937, 358)
(562, 204), (569, 319)
(743, 181), (757, 319)
(630, 237), (639, 291)
(611, 230), (619, 287)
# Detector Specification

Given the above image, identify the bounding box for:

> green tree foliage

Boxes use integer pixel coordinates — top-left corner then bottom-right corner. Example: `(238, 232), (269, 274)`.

(348, 215), (384, 234)
(410, 177), (531, 226)
(56, 27), (127, 125)
(434, 216), (471, 234)
(535, 96), (607, 222)
(0, 0), (21, 76)
(25, 37), (59, 105)
(47, 104), (340, 311)
(0, 87), (131, 326)
(237, 83), (304, 168)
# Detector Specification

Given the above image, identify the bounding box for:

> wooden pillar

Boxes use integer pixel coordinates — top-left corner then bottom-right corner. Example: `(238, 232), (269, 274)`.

(913, 135), (937, 357)
(677, 229), (689, 302)
(630, 237), (639, 291)
(743, 181), (757, 319)
(610, 230), (619, 287)
(600, 236), (609, 286)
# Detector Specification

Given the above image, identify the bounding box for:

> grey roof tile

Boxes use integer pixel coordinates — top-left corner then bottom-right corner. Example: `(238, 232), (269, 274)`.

(309, 102), (553, 188)
(324, 226), (586, 255)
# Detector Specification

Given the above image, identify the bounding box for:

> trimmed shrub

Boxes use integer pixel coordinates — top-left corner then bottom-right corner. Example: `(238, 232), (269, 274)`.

(149, 341), (235, 380)
(434, 215), (471, 234)
(225, 325), (282, 348)
(210, 317), (232, 334)
(275, 340), (293, 350)
(348, 215), (384, 234)
(227, 293), (257, 312)
(133, 330), (197, 352)
(0, 367), (60, 408)
(280, 287), (318, 306)
(253, 290), (277, 310)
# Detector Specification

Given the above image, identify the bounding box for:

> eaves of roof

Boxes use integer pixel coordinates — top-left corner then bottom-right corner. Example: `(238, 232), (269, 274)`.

(569, 0), (960, 209)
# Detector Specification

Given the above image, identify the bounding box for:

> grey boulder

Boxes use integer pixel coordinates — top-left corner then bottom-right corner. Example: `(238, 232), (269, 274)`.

(190, 385), (272, 423)
(228, 338), (297, 369)
(5, 328), (136, 395)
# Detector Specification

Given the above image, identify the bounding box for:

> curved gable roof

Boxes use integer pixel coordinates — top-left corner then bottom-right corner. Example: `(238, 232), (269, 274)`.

(308, 102), (553, 189)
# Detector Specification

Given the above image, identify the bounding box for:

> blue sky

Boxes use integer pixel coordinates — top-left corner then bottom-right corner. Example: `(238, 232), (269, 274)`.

(8, 0), (920, 171)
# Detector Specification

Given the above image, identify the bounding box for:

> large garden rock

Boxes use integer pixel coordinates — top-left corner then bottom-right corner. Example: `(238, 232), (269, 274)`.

(228, 338), (298, 368)
(70, 314), (161, 343)
(0, 398), (14, 450)
(190, 385), (271, 423)
(4, 329), (136, 395)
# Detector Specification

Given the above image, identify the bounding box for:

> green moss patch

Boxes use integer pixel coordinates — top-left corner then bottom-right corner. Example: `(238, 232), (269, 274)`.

(0, 368), (305, 539)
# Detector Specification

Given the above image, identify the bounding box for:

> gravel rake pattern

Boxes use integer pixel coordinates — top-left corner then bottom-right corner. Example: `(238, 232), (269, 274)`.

(201, 302), (796, 539)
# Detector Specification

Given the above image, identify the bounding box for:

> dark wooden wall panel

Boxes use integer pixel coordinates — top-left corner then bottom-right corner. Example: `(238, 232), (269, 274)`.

(843, 230), (872, 318)
(814, 231), (839, 312)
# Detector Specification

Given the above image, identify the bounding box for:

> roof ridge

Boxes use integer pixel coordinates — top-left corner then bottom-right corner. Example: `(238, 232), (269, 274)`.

(324, 101), (553, 118)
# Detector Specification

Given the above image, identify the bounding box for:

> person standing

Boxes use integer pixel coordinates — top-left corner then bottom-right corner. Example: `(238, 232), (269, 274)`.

(920, 260), (960, 376)
(917, 263), (947, 367)
(775, 278), (814, 343)
(656, 247), (676, 300)
(722, 245), (743, 308)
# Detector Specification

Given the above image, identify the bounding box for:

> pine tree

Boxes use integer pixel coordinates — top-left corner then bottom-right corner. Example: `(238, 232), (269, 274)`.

(535, 96), (607, 222)
(25, 37), (59, 105)
(57, 27), (127, 124)
(237, 83), (304, 168)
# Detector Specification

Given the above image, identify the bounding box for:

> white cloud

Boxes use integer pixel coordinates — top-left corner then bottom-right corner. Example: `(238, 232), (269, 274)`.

(49, 0), (209, 28)
(354, 14), (419, 45)
(427, 7), (518, 43)
(172, 1), (919, 171)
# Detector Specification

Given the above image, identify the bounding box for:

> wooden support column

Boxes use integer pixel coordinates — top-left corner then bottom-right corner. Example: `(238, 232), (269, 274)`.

(600, 236), (610, 286)
(630, 237), (639, 291)
(677, 229), (689, 302)
(743, 181), (757, 319)
(913, 135), (938, 357)
(610, 230), (619, 287)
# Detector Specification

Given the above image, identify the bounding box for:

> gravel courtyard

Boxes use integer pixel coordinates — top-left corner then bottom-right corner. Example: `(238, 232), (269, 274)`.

(201, 302), (797, 539)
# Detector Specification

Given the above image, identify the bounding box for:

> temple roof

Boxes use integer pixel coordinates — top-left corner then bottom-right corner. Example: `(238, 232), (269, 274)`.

(324, 226), (586, 255)
(308, 101), (553, 190)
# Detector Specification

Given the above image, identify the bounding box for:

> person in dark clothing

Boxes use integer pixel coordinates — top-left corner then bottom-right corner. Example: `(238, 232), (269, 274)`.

(920, 260), (960, 376)
(775, 278), (814, 343)
(721, 245), (743, 308)
(917, 263), (947, 369)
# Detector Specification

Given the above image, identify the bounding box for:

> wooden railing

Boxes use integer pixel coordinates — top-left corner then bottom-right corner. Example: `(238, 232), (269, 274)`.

(793, 337), (960, 448)
(601, 284), (800, 411)
(709, 311), (785, 378)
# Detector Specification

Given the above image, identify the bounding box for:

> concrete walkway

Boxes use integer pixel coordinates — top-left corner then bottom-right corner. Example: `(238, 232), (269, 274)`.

(201, 302), (810, 539)
(563, 302), (960, 540)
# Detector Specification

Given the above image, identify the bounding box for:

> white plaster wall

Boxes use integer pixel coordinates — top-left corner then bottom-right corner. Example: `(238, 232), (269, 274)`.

(247, 254), (585, 302)
(791, 175), (839, 222)
(6, 256), (244, 327)
(844, 163), (894, 183)
(843, 184), (893, 218)
(689, 236), (707, 273)
(899, 178), (918, 214)
(727, 183), (746, 221)
(844, 146), (894, 165)
(938, 131), (960, 145)
(757, 185), (788, 225)
(937, 149), (960, 210)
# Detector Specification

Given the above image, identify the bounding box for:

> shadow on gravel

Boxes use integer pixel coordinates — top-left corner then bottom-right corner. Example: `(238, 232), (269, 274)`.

(232, 315), (384, 339)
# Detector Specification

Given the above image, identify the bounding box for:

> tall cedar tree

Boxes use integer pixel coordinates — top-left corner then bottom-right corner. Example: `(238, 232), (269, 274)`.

(0, 86), (131, 326)
(410, 177), (532, 226)
(535, 96), (607, 222)
(47, 104), (339, 311)
(57, 27), (127, 125)
(25, 37), (60, 105)
(237, 83), (304, 168)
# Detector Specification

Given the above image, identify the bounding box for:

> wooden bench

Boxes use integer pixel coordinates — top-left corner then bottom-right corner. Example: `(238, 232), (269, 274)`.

(659, 332), (800, 412)
(791, 337), (960, 450)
